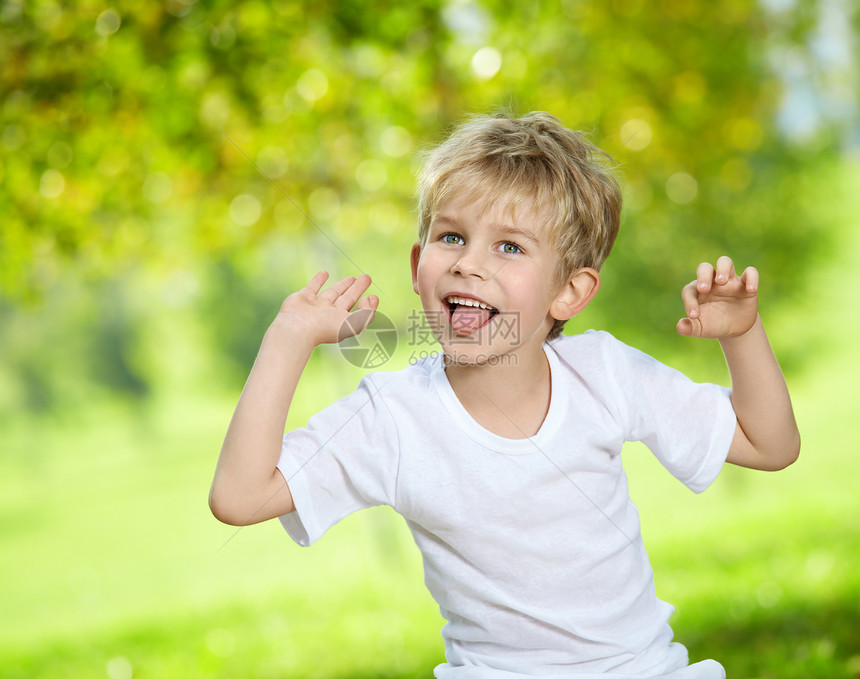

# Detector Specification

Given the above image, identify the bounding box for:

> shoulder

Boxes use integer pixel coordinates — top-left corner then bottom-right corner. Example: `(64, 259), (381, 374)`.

(298, 358), (441, 446)
(547, 329), (640, 365)
(354, 353), (440, 405)
(547, 330), (673, 393)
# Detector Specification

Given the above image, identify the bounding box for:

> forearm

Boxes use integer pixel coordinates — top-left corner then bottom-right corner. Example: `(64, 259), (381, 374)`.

(720, 315), (800, 470)
(210, 317), (314, 525)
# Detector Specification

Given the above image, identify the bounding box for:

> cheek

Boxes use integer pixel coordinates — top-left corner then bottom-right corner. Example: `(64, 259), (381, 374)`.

(504, 268), (544, 298)
(507, 270), (557, 319)
(417, 252), (445, 282)
(414, 261), (438, 299)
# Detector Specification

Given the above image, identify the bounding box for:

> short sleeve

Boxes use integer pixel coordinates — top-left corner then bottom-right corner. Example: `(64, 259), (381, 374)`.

(602, 334), (736, 493)
(276, 373), (400, 546)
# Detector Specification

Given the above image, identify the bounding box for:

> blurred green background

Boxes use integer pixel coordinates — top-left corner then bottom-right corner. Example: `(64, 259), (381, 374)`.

(1, 1), (859, 677)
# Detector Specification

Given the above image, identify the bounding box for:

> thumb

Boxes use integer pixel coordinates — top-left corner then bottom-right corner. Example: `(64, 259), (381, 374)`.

(338, 308), (375, 342)
(676, 317), (700, 337)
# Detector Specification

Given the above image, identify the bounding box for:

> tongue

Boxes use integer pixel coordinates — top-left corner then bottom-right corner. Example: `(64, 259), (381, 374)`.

(451, 306), (492, 334)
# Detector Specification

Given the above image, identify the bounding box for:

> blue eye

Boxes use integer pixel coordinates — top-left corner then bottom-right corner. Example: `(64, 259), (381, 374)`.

(442, 233), (464, 245)
(499, 242), (522, 254)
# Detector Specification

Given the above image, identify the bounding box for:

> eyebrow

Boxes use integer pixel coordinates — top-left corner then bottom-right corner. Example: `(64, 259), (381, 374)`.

(431, 215), (540, 243)
(495, 224), (540, 243)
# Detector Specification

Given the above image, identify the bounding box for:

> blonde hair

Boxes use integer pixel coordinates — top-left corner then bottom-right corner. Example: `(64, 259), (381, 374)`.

(417, 111), (622, 339)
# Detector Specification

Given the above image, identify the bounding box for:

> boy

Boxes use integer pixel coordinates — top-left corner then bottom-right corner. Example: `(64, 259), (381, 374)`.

(210, 112), (800, 678)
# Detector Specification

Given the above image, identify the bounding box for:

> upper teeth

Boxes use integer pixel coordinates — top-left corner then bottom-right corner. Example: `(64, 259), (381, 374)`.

(446, 296), (496, 311)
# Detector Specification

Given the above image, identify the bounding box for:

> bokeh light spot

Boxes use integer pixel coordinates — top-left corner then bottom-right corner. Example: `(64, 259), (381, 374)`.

(296, 69), (329, 103)
(471, 46), (502, 80)
(230, 194), (262, 226)
(356, 159), (387, 192)
(106, 656), (132, 679)
(666, 172), (698, 204)
(620, 119), (653, 151)
(380, 126), (413, 158)
(200, 91), (231, 128)
(40, 169), (65, 198)
(444, 2), (489, 44)
(95, 9), (121, 36)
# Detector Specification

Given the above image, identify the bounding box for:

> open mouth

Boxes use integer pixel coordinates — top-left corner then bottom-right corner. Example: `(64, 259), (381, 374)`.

(445, 295), (499, 335)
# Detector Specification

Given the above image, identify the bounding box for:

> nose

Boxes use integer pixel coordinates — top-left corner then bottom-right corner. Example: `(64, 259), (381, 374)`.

(452, 245), (489, 279)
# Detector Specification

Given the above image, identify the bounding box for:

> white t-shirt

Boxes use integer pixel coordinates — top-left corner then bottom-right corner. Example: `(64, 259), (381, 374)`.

(276, 331), (735, 678)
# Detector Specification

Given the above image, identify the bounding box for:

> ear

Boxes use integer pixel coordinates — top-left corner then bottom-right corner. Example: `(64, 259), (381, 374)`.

(550, 267), (601, 321)
(410, 242), (422, 295)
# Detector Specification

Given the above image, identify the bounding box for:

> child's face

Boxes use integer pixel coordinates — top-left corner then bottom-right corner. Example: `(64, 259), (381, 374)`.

(411, 192), (566, 366)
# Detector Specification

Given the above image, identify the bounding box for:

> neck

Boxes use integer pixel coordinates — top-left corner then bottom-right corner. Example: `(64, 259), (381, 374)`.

(444, 345), (552, 439)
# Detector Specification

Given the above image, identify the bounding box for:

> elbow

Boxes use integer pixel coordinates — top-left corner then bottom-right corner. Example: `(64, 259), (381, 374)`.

(784, 431), (801, 469)
(771, 430), (801, 471)
(208, 471), (294, 525)
(208, 484), (247, 527)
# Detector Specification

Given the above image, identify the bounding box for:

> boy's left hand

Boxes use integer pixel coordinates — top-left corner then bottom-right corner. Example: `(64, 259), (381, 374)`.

(677, 256), (759, 339)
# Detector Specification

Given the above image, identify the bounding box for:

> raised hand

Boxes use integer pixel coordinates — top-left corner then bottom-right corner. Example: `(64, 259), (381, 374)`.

(676, 256), (759, 339)
(277, 271), (379, 346)
(211, 270), (381, 526)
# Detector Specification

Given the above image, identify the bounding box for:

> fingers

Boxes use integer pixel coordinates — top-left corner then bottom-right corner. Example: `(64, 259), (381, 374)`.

(337, 288), (379, 341)
(333, 273), (373, 310)
(694, 256), (753, 294)
(305, 270), (330, 295)
(679, 256), (760, 339)
(713, 255), (736, 285)
(318, 275), (357, 303)
(314, 273), (373, 310)
(681, 280), (701, 319)
(695, 261), (715, 295)
(683, 255), (742, 323)
(740, 266), (759, 293)
(676, 316), (702, 337)
(356, 293), (379, 311)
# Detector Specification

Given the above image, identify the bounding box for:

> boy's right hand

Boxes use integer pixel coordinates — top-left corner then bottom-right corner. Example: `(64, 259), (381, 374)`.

(274, 271), (379, 347)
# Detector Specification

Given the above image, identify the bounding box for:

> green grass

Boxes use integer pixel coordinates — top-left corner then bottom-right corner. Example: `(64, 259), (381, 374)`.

(3, 168), (859, 678)
(3, 344), (859, 678)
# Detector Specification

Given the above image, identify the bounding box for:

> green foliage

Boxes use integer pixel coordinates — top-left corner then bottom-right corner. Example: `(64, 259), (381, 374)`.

(1, 0), (854, 407)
